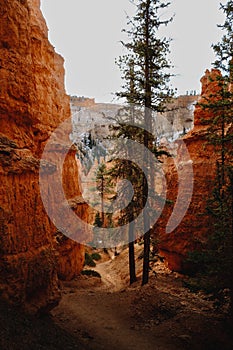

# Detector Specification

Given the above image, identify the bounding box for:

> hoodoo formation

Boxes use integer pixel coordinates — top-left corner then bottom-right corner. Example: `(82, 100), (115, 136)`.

(0, 0), (89, 313)
(156, 69), (223, 272)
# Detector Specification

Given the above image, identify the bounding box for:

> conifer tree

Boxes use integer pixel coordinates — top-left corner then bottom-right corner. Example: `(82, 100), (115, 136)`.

(91, 163), (115, 248)
(95, 163), (114, 225)
(116, 0), (173, 285)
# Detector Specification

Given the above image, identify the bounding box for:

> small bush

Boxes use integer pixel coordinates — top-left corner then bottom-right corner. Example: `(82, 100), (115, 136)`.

(84, 252), (96, 267)
(91, 252), (101, 261)
(81, 270), (101, 278)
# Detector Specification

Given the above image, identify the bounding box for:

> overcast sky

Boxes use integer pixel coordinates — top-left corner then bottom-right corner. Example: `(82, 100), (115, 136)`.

(41, 0), (225, 103)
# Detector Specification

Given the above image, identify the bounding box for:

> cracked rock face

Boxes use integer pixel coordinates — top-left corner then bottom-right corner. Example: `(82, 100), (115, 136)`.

(0, 0), (90, 313)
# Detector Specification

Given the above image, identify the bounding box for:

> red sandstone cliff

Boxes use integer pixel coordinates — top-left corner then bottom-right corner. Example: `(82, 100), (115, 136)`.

(0, 0), (89, 312)
(156, 69), (222, 272)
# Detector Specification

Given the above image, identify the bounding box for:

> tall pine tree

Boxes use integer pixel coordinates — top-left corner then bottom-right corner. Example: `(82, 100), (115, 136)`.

(116, 0), (173, 285)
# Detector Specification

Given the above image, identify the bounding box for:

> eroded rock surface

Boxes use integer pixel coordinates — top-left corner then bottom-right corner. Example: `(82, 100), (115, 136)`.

(156, 69), (221, 272)
(0, 0), (89, 312)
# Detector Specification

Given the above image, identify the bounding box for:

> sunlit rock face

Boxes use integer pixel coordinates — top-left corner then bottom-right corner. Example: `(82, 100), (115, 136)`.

(0, 0), (89, 312)
(194, 69), (222, 126)
(155, 69), (221, 273)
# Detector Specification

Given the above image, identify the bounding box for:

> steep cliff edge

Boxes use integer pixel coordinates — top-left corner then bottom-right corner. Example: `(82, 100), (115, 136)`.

(156, 69), (221, 272)
(0, 0), (87, 312)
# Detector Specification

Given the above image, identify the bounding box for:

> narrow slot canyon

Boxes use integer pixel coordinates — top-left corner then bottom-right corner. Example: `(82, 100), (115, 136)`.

(0, 1), (233, 349)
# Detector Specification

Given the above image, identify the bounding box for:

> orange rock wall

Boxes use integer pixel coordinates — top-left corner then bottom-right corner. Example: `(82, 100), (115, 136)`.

(156, 69), (221, 272)
(0, 0), (87, 312)
(194, 69), (222, 126)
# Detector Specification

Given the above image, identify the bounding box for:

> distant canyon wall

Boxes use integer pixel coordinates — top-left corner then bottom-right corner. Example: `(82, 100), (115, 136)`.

(156, 95), (198, 141)
(0, 0), (89, 313)
(71, 95), (199, 144)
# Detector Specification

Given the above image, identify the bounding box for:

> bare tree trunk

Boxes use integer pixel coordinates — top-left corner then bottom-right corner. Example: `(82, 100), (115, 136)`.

(129, 221), (137, 284)
(142, 0), (152, 286)
(142, 227), (150, 285)
(128, 80), (137, 285)
(228, 169), (233, 322)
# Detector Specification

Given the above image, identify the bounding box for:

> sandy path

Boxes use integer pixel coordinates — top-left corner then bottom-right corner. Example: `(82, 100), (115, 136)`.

(51, 254), (179, 350)
(52, 277), (178, 350)
(50, 249), (232, 350)
(93, 260), (126, 292)
(53, 290), (171, 350)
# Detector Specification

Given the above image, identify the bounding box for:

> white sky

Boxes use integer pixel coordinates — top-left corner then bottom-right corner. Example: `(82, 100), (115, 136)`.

(40, 0), (225, 103)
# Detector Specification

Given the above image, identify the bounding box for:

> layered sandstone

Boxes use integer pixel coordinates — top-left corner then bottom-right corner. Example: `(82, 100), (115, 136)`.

(0, 0), (88, 312)
(156, 69), (221, 272)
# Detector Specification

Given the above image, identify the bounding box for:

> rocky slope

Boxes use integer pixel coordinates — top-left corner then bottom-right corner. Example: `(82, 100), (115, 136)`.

(156, 69), (222, 272)
(0, 0), (89, 313)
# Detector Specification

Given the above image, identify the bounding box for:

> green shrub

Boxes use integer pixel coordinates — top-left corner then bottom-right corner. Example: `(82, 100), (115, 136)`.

(81, 269), (101, 278)
(91, 252), (101, 261)
(84, 252), (96, 267)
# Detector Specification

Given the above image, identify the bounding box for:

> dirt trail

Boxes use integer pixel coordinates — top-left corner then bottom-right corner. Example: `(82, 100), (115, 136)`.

(51, 247), (233, 350)
(53, 289), (171, 350)
(94, 260), (126, 292)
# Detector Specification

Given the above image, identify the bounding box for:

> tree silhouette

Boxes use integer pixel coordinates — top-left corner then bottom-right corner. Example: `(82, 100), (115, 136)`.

(116, 0), (174, 285)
